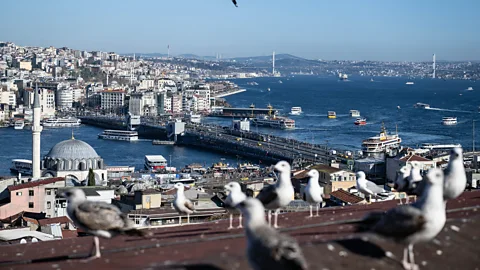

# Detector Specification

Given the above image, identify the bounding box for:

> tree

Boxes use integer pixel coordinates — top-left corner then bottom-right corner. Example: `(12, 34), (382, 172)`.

(88, 168), (96, 186)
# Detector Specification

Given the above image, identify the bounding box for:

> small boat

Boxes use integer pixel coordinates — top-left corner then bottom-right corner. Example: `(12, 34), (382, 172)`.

(328, 111), (336, 119)
(338, 73), (348, 81)
(10, 159), (32, 175)
(397, 106), (401, 109)
(247, 81), (259, 86)
(442, 117), (457, 126)
(414, 103), (430, 109)
(289, 107), (302, 115)
(467, 87), (473, 91)
(406, 82), (414, 85)
(354, 118), (367, 126)
(370, 78), (374, 82)
(278, 80), (283, 84)
(98, 130), (139, 141)
(14, 120), (25, 130)
(349, 110), (360, 117)
(267, 88), (271, 92)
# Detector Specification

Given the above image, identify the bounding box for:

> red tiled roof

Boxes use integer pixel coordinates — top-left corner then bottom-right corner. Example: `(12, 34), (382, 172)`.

(330, 189), (364, 204)
(8, 177), (65, 191)
(399, 154), (432, 162)
(61, 229), (78, 239)
(38, 216), (72, 226)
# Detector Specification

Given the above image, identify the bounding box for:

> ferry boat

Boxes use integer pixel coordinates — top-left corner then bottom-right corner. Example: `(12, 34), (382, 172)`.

(10, 159), (32, 175)
(421, 143), (462, 150)
(185, 113), (201, 124)
(349, 110), (360, 117)
(467, 87), (473, 91)
(328, 111), (336, 119)
(247, 81), (259, 86)
(442, 117), (457, 126)
(354, 118), (367, 126)
(145, 155), (167, 171)
(338, 73), (348, 81)
(361, 123), (402, 156)
(289, 107), (302, 115)
(406, 82), (415, 85)
(14, 120), (25, 130)
(238, 163), (260, 170)
(251, 115), (295, 129)
(414, 103), (430, 109)
(42, 117), (81, 127)
(98, 130), (139, 141)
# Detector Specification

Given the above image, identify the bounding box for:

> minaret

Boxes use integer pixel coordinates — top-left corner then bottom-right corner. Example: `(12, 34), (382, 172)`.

(432, 53), (436, 79)
(32, 83), (43, 179)
(272, 51), (276, 75)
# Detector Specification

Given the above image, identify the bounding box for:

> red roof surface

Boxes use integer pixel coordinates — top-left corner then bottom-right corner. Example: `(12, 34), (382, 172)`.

(38, 217), (72, 226)
(399, 155), (432, 162)
(8, 177), (65, 191)
(0, 191), (478, 269)
(330, 189), (365, 204)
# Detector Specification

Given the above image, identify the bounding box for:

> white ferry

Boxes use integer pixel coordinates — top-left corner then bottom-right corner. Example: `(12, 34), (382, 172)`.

(42, 117), (81, 127)
(251, 115), (295, 129)
(98, 130), (139, 141)
(186, 113), (201, 124)
(362, 123), (402, 156)
(406, 82), (415, 85)
(145, 155), (167, 171)
(10, 159), (32, 175)
(349, 110), (360, 117)
(421, 143), (462, 150)
(442, 117), (457, 126)
(289, 107), (302, 115)
(338, 73), (348, 81)
(14, 120), (25, 130)
(414, 103), (430, 109)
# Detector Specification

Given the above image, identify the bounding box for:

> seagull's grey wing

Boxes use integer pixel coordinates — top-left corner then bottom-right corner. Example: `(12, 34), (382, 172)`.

(184, 198), (195, 211)
(372, 205), (425, 240)
(256, 185), (278, 206)
(248, 226), (307, 270)
(366, 180), (387, 194)
(74, 201), (129, 231)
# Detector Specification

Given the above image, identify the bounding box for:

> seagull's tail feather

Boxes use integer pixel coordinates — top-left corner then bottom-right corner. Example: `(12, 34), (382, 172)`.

(350, 211), (385, 233)
(123, 228), (147, 237)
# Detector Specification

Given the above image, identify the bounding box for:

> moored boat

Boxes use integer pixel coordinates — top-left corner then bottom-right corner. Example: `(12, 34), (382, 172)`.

(14, 120), (24, 130)
(10, 159), (32, 175)
(42, 117), (81, 127)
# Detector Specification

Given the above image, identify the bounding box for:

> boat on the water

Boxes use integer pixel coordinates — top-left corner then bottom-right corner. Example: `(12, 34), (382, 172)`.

(42, 117), (81, 127)
(247, 81), (259, 86)
(289, 107), (302, 115)
(98, 130), (139, 141)
(10, 159), (32, 175)
(338, 73), (348, 81)
(328, 111), (336, 119)
(145, 155), (167, 171)
(185, 113), (201, 124)
(278, 80), (283, 84)
(354, 118), (367, 126)
(414, 102), (430, 109)
(467, 87), (473, 91)
(251, 115), (295, 129)
(442, 117), (457, 126)
(406, 82), (415, 85)
(421, 143), (462, 150)
(14, 120), (24, 130)
(349, 110), (360, 117)
(361, 123), (402, 157)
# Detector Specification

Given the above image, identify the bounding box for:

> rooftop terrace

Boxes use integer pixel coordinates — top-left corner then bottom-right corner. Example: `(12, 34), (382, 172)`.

(1, 191), (479, 270)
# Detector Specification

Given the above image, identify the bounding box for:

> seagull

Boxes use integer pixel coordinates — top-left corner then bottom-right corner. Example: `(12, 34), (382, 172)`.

(304, 169), (323, 217)
(62, 188), (145, 260)
(232, 0), (238, 7)
(173, 183), (195, 225)
(443, 147), (467, 200)
(355, 168), (446, 270)
(256, 161), (294, 228)
(356, 171), (392, 203)
(236, 198), (308, 270)
(224, 181), (247, 229)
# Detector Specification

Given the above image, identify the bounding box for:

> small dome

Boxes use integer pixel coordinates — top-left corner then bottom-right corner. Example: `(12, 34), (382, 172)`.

(46, 139), (99, 160)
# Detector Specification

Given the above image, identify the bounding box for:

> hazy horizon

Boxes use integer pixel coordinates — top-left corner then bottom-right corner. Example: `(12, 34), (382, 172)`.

(1, 0), (479, 62)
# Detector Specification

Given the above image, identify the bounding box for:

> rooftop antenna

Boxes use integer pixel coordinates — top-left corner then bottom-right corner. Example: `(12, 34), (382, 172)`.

(167, 45), (170, 59)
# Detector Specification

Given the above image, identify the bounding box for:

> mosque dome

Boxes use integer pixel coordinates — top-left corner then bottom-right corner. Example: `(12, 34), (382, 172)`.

(45, 138), (99, 160)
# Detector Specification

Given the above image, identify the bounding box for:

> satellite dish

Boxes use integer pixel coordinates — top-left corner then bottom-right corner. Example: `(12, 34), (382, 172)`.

(31, 238), (38, 243)
(20, 238), (27, 244)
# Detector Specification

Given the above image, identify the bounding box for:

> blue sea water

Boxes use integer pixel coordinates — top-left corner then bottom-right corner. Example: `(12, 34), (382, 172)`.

(0, 76), (478, 175)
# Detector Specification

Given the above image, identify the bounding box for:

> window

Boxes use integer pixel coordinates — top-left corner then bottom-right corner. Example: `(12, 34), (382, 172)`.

(29, 190), (34, 196)
(47, 201), (51, 209)
(46, 189), (51, 195)
(29, 202), (34, 208)
(16, 192), (22, 196)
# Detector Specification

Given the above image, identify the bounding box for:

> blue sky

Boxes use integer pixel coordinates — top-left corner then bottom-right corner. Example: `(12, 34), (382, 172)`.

(1, 0), (479, 61)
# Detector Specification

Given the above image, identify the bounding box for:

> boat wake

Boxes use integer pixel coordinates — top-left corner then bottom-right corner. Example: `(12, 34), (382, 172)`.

(425, 107), (472, 113)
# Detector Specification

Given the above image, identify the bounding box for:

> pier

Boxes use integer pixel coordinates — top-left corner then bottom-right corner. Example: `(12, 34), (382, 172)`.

(79, 116), (332, 166)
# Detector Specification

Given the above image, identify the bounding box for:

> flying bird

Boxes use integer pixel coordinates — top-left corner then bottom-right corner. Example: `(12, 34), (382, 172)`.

(356, 171), (392, 203)
(236, 198), (308, 270)
(224, 181), (247, 229)
(232, 0), (238, 7)
(173, 183), (195, 225)
(62, 188), (145, 260)
(355, 168), (446, 270)
(443, 147), (467, 200)
(304, 169), (323, 217)
(256, 161), (294, 228)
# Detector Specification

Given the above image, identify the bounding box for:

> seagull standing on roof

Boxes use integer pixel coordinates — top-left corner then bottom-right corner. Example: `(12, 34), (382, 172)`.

(304, 169), (323, 217)
(395, 164), (412, 204)
(224, 181), (247, 229)
(236, 198), (308, 270)
(62, 188), (145, 261)
(443, 147), (467, 200)
(256, 161), (294, 228)
(356, 171), (392, 203)
(173, 183), (195, 225)
(355, 168), (446, 270)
